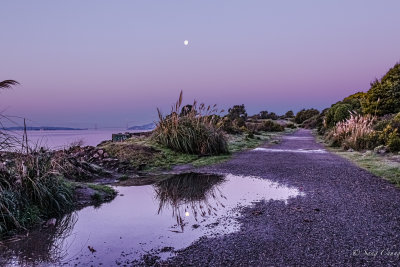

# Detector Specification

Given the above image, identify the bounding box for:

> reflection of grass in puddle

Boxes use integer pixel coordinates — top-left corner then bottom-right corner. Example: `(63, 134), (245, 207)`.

(2, 213), (78, 266)
(153, 173), (226, 231)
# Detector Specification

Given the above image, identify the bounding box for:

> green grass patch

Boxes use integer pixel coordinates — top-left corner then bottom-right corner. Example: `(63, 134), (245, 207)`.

(331, 149), (400, 186)
(101, 130), (291, 171)
(87, 184), (116, 196)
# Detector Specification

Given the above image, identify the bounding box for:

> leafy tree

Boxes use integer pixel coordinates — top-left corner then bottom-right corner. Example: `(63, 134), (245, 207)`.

(227, 104), (247, 121)
(259, 111), (269, 119)
(284, 110), (294, 118)
(268, 112), (278, 120)
(258, 110), (278, 120)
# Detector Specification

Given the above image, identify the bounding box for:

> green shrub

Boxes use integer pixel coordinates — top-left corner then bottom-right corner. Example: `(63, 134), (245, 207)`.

(333, 104), (351, 124)
(218, 117), (240, 134)
(302, 114), (324, 129)
(153, 91), (228, 155)
(325, 104), (353, 128)
(234, 117), (246, 128)
(373, 116), (392, 131)
(295, 108), (320, 124)
(362, 62), (400, 116)
(259, 120), (284, 132)
(387, 130), (400, 152)
(285, 123), (297, 129)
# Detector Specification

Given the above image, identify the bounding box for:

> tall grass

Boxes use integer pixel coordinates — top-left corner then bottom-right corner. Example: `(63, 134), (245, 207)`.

(0, 148), (74, 237)
(0, 80), (75, 237)
(153, 91), (228, 155)
(325, 113), (377, 150)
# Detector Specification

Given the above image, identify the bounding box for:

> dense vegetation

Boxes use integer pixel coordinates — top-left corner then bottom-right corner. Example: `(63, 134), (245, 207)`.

(362, 63), (400, 115)
(301, 61), (400, 153)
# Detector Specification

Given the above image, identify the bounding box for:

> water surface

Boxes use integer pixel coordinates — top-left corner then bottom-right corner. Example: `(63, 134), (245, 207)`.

(0, 173), (303, 266)
(7, 129), (143, 150)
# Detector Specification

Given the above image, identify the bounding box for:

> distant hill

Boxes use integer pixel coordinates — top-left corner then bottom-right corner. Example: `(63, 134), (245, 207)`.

(128, 123), (156, 131)
(5, 126), (87, 131)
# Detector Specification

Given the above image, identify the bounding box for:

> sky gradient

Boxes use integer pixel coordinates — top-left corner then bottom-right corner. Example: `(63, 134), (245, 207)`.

(1, 0), (400, 128)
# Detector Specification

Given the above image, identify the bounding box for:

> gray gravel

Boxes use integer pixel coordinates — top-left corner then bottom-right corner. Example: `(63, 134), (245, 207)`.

(163, 129), (400, 266)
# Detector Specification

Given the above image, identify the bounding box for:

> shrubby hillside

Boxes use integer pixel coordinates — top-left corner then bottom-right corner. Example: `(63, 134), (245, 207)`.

(317, 61), (400, 152)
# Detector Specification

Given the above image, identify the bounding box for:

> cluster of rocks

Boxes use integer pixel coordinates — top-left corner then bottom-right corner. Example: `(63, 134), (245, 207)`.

(65, 146), (136, 178)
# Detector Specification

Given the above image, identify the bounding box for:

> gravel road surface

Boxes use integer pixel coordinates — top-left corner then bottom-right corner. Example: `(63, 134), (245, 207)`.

(164, 129), (400, 266)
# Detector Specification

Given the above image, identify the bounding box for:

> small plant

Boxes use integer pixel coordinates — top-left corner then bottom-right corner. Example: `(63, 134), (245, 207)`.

(153, 91), (228, 155)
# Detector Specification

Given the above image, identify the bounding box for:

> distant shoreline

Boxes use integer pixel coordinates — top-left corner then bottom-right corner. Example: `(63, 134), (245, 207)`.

(5, 127), (88, 131)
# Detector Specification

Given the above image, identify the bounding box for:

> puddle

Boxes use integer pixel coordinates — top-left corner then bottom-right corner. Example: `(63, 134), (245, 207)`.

(0, 173), (303, 266)
(253, 148), (327, 154)
(283, 136), (315, 140)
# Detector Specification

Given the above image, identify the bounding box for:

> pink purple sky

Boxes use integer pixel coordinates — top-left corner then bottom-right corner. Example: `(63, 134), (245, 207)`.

(1, 0), (400, 128)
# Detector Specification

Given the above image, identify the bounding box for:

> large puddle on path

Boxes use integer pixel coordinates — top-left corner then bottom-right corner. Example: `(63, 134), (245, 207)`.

(0, 173), (303, 266)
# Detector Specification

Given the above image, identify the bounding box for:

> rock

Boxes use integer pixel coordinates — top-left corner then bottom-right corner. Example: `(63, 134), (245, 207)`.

(347, 148), (354, 152)
(44, 218), (57, 228)
(363, 150), (373, 157)
(374, 145), (387, 154)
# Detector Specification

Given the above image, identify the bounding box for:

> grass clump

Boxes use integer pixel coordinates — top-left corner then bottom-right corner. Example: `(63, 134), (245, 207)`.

(153, 91), (228, 155)
(0, 151), (74, 237)
(325, 113), (377, 150)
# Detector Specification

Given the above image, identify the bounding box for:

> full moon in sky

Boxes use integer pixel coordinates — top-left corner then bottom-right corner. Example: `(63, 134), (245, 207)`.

(184, 40), (189, 46)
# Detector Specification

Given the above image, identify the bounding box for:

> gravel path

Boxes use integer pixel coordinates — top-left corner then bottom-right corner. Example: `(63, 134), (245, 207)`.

(164, 129), (400, 266)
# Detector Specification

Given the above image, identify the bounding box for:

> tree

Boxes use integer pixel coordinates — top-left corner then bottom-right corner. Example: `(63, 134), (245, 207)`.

(227, 104), (247, 121)
(284, 110), (294, 118)
(259, 111), (269, 119)
(258, 110), (278, 120)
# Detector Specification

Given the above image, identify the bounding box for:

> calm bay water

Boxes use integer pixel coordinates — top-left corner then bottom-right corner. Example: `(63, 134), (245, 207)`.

(8, 129), (141, 150)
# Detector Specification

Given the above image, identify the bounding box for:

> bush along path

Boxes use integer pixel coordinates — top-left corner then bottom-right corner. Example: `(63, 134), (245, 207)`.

(165, 129), (400, 266)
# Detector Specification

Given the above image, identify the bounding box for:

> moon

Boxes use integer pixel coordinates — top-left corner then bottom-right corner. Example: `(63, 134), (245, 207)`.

(184, 40), (189, 46)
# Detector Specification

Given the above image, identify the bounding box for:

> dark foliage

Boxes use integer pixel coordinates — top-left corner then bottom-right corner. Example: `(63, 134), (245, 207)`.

(362, 63), (400, 115)
(295, 108), (320, 124)
(227, 104), (247, 121)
